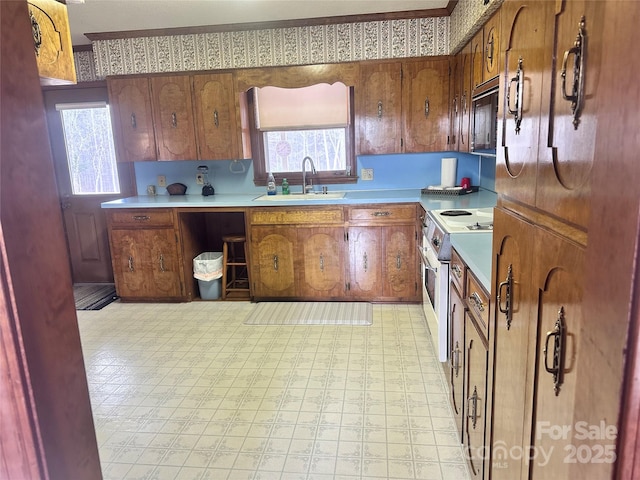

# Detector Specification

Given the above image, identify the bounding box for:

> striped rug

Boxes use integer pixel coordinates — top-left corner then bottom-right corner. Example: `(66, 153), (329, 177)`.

(73, 283), (118, 311)
(243, 302), (373, 326)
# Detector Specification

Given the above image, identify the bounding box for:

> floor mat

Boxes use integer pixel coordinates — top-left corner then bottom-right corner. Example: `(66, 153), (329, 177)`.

(73, 283), (118, 311)
(243, 302), (372, 325)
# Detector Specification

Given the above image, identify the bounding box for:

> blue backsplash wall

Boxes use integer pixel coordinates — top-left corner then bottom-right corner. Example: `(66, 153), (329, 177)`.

(134, 152), (496, 196)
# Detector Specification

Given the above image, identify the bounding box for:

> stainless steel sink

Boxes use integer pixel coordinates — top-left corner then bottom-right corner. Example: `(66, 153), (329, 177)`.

(253, 192), (346, 201)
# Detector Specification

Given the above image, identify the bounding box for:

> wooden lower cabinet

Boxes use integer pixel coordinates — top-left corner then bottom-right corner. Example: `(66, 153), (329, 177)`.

(465, 311), (489, 477)
(250, 226), (297, 298)
(107, 209), (185, 301)
(449, 280), (466, 440)
(249, 204), (420, 302)
(299, 227), (345, 298)
(488, 206), (590, 479)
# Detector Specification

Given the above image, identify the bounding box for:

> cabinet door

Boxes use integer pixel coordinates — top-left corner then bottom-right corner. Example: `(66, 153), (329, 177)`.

(465, 315), (488, 478)
(107, 77), (157, 162)
(496, 1), (551, 206)
(348, 226), (383, 298)
(110, 229), (148, 298)
(536, 1), (605, 229)
(147, 229), (182, 298)
(382, 224), (417, 299)
(489, 207), (535, 479)
(402, 58), (450, 153)
(528, 227), (585, 479)
(450, 281), (466, 442)
(151, 75), (198, 160)
(471, 29), (485, 90)
(483, 10), (501, 81)
(448, 57), (460, 150)
(458, 46), (472, 153)
(250, 226), (296, 297)
(298, 227), (345, 298)
(356, 62), (402, 155)
(192, 73), (240, 160)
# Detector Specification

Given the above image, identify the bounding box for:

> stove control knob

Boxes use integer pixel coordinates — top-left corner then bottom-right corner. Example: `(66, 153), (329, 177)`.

(432, 237), (440, 247)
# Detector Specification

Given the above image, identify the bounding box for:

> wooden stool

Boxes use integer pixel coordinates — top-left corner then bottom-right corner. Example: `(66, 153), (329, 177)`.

(222, 234), (250, 300)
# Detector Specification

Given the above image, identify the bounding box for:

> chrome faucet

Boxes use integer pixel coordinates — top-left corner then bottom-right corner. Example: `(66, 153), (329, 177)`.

(301, 156), (317, 194)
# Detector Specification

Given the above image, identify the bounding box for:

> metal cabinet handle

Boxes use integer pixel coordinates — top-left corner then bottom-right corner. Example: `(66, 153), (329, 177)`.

(396, 254), (402, 269)
(319, 253), (324, 272)
(128, 256), (134, 272)
(451, 340), (461, 378)
(363, 252), (368, 272)
(372, 211), (390, 217)
(467, 385), (479, 429)
(561, 16), (586, 130)
(132, 215), (150, 221)
(507, 56), (524, 134)
(469, 292), (485, 312)
(159, 254), (165, 272)
(131, 113), (137, 128)
(452, 263), (463, 279)
(485, 30), (495, 71)
(424, 97), (430, 118)
(377, 100), (383, 118)
(171, 112), (177, 128)
(544, 307), (566, 396)
(213, 109), (219, 128)
(273, 254), (278, 271)
(497, 264), (513, 330)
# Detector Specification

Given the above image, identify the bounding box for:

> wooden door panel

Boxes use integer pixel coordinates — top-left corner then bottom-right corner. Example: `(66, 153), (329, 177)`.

(356, 62), (402, 155)
(450, 282), (466, 441)
(484, 10), (501, 81)
(402, 59), (450, 153)
(489, 207), (535, 480)
(459, 47), (472, 153)
(151, 76), (197, 160)
(496, 1), (551, 205)
(349, 227), (382, 297)
(251, 227), (296, 297)
(65, 209), (113, 283)
(529, 227), (584, 479)
(465, 315), (488, 477)
(299, 228), (344, 297)
(107, 77), (156, 162)
(148, 229), (182, 297)
(471, 30), (484, 90)
(193, 73), (239, 160)
(537, 1), (605, 229)
(383, 225), (416, 298)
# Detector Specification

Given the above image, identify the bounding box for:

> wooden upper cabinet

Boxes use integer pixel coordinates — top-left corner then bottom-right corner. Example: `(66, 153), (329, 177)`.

(496, 1), (552, 207)
(536, 1), (604, 230)
(150, 75), (198, 160)
(448, 57), (460, 150)
(483, 9), (501, 82)
(355, 62), (402, 155)
(471, 29), (485, 91)
(108, 77), (157, 162)
(402, 58), (450, 153)
(27, 0), (76, 85)
(458, 47), (472, 153)
(192, 73), (241, 160)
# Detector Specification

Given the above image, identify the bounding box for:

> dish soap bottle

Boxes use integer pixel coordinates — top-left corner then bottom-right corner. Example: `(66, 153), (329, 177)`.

(282, 178), (290, 195)
(267, 172), (276, 195)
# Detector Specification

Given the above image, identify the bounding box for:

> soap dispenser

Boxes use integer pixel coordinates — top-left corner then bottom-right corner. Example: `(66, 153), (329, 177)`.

(267, 172), (277, 195)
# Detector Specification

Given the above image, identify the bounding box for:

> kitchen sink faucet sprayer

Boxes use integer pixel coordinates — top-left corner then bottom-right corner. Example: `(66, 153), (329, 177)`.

(301, 156), (317, 194)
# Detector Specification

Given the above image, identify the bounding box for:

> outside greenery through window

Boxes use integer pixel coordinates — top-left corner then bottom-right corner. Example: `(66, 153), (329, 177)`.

(58, 102), (120, 195)
(263, 128), (346, 173)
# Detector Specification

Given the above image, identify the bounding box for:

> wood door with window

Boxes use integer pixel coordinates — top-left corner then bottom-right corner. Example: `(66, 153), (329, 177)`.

(43, 86), (135, 283)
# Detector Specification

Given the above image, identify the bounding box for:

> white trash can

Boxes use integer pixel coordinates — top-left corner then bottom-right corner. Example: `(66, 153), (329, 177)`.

(193, 252), (223, 300)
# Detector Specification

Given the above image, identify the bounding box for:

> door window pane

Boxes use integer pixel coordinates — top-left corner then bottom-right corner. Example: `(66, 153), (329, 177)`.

(58, 103), (120, 195)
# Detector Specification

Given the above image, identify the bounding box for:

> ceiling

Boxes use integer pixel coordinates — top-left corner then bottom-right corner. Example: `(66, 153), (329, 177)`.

(66, 0), (451, 46)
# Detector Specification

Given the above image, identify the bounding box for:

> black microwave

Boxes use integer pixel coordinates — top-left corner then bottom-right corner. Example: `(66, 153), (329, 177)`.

(471, 82), (499, 153)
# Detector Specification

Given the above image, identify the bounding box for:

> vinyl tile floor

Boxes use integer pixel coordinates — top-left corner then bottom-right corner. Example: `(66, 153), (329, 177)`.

(77, 301), (472, 480)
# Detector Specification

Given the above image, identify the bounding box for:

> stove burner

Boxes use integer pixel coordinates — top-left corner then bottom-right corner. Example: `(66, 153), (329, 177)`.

(440, 210), (473, 216)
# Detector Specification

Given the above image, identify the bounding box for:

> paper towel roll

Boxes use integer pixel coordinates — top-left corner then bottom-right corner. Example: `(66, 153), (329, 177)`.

(441, 157), (457, 187)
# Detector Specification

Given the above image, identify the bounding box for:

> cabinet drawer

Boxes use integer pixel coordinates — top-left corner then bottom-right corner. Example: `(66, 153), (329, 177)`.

(107, 209), (175, 228)
(250, 207), (344, 225)
(450, 248), (466, 295)
(466, 271), (489, 340)
(348, 204), (416, 224)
